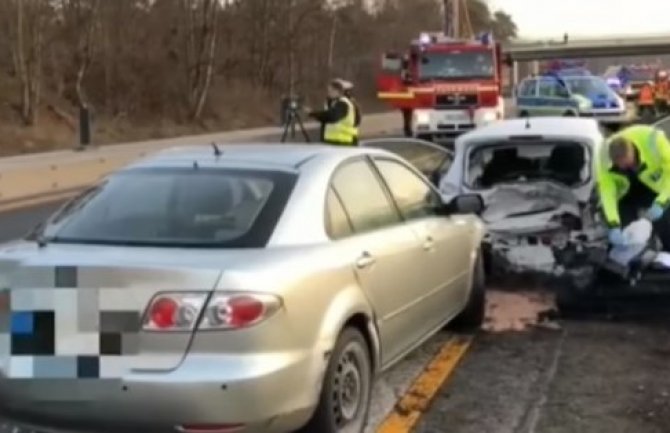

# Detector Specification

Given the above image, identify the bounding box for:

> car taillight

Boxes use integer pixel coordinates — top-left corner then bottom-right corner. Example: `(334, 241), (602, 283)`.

(142, 292), (281, 332)
(143, 293), (208, 332)
(199, 292), (281, 330)
(480, 91), (498, 107)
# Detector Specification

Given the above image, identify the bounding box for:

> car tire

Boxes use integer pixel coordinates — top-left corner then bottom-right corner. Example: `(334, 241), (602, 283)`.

(519, 110), (529, 117)
(563, 111), (576, 116)
(298, 327), (372, 433)
(450, 250), (486, 331)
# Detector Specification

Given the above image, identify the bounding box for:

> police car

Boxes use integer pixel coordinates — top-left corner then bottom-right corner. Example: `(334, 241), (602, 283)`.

(515, 71), (628, 125)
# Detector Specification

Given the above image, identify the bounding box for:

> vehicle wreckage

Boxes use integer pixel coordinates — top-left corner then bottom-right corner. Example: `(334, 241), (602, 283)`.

(362, 116), (670, 307)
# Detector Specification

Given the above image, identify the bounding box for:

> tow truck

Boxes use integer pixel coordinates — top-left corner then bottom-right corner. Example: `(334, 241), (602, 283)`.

(376, 32), (505, 145)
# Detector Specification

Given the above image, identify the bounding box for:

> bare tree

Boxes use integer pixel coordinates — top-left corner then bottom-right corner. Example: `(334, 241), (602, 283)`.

(0, 0), (521, 155)
(181, 0), (219, 120)
(73, 0), (100, 109)
(6, 0), (48, 125)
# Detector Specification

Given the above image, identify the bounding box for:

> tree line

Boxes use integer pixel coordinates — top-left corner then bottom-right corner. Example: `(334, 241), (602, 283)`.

(0, 0), (517, 153)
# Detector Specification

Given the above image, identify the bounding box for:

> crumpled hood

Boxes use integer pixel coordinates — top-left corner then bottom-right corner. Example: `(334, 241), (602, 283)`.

(480, 181), (581, 234)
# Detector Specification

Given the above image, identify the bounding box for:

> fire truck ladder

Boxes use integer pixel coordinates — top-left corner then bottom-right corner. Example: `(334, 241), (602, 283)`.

(444, 0), (474, 39)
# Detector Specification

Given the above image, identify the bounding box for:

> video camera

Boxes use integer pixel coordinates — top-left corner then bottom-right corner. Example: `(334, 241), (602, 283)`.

(279, 94), (310, 143)
(280, 95), (303, 122)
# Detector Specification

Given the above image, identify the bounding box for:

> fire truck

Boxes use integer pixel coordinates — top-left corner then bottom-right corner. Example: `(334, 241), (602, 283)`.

(376, 32), (505, 144)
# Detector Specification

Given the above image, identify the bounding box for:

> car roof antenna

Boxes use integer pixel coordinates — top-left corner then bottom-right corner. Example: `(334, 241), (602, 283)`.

(525, 116), (531, 129)
(212, 142), (222, 157)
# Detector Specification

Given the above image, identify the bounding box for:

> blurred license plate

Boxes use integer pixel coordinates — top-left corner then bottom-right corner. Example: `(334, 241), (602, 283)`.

(443, 112), (468, 122)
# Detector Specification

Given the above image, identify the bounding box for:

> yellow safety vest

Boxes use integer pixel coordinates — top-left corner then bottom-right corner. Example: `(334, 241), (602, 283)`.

(324, 97), (356, 145)
(596, 125), (670, 227)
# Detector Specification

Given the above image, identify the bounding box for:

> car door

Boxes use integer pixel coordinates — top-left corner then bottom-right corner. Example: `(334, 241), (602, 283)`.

(539, 77), (574, 116)
(327, 157), (431, 366)
(371, 157), (473, 328)
(359, 138), (454, 187)
(537, 78), (561, 116)
(516, 78), (538, 116)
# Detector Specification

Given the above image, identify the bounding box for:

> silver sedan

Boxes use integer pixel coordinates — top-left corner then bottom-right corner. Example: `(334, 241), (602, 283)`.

(0, 143), (486, 433)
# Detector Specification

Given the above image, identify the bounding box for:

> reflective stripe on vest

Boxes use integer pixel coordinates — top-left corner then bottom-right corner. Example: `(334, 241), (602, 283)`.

(648, 128), (659, 159)
(324, 97), (356, 145)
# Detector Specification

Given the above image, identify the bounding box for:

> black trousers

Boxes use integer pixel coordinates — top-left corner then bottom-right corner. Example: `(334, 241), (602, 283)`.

(618, 182), (670, 250)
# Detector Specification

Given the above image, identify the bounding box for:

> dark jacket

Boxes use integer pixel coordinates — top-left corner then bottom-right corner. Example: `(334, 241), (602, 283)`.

(317, 97), (334, 142)
(350, 97), (362, 127)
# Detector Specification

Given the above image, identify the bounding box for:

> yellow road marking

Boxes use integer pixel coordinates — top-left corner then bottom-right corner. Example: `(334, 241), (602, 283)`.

(376, 334), (473, 433)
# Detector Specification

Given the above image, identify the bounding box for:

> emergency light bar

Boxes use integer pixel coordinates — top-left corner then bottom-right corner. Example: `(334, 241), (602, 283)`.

(416, 31), (494, 46)
(546, 59), (586, 70)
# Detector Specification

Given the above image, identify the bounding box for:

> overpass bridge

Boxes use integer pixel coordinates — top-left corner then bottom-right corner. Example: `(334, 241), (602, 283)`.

(504, 34), (670, 85)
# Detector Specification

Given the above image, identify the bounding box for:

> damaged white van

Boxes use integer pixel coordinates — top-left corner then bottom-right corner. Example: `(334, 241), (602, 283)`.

(362, 117), (670, 306)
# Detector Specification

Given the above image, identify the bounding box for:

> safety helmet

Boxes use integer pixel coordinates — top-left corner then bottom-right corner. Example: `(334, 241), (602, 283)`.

(333, 78), (353, 91)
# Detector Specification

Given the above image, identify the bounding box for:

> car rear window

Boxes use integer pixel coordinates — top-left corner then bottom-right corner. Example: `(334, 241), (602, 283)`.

(466, 140), (589, 189)
(36, 167), (297, 248)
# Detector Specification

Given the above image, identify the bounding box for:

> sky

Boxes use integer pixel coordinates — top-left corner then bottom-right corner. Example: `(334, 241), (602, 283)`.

(489, 0), (670, 39)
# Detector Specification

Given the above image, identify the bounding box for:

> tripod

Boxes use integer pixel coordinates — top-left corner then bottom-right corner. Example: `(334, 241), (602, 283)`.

(280, 105), (311, 143)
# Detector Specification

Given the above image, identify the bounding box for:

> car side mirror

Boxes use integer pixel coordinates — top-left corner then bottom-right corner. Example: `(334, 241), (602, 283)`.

(440, 193), (484, 215)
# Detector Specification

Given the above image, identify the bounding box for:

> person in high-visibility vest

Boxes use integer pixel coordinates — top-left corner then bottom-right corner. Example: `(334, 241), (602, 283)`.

(638, 82), (655, 105)
(654, 70), (669, 113)
(340, 80), (362, 145)
(637, 82), (656, 119)
(596, 125), (670, 250)
(307, 80), (357, 146)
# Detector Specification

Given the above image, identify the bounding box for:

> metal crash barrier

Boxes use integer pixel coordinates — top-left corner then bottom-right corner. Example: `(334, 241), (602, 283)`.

(0, 112), (399, 211)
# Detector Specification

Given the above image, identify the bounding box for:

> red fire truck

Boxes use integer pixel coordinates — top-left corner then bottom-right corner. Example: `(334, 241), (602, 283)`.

(377, 32), (505, 143)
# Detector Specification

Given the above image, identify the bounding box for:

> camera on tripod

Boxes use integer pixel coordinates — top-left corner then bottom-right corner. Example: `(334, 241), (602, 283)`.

(280, 94), (310, 143)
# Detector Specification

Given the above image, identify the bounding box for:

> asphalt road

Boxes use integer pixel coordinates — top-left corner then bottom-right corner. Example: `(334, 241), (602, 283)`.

(416, 314), (670, 433)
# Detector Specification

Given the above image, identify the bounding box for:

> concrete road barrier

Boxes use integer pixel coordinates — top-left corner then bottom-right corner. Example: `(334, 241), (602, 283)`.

(0, 112), (401, 211)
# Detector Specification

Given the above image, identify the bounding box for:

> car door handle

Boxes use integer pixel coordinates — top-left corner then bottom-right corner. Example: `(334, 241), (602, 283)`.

(423, 236), (435, 250)
(355, 252), (376, 269)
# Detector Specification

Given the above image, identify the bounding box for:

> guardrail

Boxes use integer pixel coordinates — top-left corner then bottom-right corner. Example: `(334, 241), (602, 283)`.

(0, 112), (400, 212)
